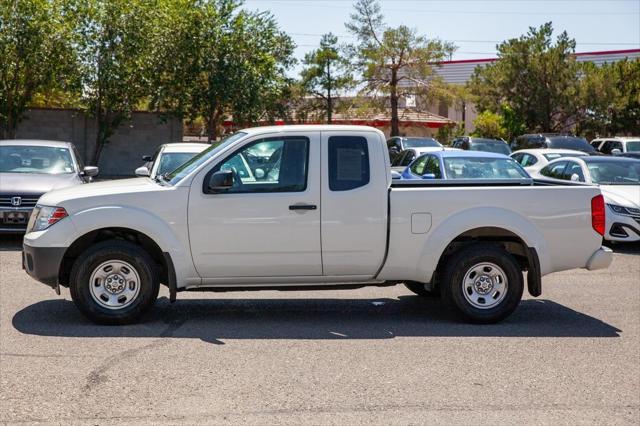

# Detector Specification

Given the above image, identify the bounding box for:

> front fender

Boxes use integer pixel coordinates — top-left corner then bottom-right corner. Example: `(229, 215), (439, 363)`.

(30, 205), (199, 288)
(416, 206), (550, 282)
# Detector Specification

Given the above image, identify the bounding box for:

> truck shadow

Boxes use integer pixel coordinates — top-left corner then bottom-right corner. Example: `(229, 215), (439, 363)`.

(12, 296), (621, 344)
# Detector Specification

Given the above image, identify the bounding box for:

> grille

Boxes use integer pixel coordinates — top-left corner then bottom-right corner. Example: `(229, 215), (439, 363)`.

(0, 194), (41, 208)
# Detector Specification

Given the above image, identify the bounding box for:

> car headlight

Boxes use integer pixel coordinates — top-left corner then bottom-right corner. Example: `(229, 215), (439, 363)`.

(27, 205), (68, 233)
(606, 204), (638, 216)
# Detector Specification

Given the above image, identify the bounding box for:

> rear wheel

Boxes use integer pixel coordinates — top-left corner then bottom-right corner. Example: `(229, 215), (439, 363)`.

(442, 244), (523, 323)
(69, 240), (159, 325)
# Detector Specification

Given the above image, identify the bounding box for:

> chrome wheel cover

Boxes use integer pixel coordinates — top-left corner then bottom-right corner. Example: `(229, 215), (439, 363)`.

(89, 260), (141, 310)
(462, 262), (508, 309)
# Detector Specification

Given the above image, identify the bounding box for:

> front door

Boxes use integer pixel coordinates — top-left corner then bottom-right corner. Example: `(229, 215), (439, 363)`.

(188, 132), (322, 280)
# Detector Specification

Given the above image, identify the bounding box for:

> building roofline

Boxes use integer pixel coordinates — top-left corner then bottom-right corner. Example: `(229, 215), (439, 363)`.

(437, 48), (640, 66)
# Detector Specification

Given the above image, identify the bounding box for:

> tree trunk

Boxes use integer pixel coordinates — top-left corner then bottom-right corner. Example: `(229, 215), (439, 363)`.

(207, 110), (217, 143)
(92, 119), (105, 167)
(390, 68), (400, 137)
(326, 61), (332, 124)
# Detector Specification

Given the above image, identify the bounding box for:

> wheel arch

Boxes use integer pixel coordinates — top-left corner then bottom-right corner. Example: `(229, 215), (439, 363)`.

(427, 226), (542, 297)
(59, 227), (174, 293)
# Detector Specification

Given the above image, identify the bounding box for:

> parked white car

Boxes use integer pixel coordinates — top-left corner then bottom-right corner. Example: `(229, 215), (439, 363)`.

(511, 148), (588, 174)
(23, 125), (612, 325)
(590, 137), (640, 155)
(135, 143), (209, 179)
(535, 156), (640, 242)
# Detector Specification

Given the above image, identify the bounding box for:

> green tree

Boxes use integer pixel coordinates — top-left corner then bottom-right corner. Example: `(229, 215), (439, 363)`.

(472, 111), (507, 140)
(147, 0), (204, 121)
(150, 0), (295, 141)
(71, 0), (157, 165)
(300, 33), (353, 123)
(0, 0), (75, 138)
(469, 22), (581, 134)
(578, 59), (640, 136)
(346, 0), (455, 136)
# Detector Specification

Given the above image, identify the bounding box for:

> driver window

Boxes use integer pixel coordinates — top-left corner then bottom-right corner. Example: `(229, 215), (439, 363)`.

(424, 155), (442, 178)
(213, 136), (309, 193)
(541, 161), (568, 179)
(564, 162), (584, 181)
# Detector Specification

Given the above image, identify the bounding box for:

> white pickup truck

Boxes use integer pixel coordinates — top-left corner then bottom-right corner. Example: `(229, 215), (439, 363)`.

(23, 125), (612, 324)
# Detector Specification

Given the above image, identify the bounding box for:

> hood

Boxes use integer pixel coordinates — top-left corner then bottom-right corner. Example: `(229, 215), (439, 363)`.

(0, 172), (81, 195)
(38, 177), (162, 207)
(600, 185), (640, 208)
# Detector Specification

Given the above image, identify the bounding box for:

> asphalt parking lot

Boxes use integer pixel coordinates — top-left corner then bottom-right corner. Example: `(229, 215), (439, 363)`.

(1, 236), (639, 425)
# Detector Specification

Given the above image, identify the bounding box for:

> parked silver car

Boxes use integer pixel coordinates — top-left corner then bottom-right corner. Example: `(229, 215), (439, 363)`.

(0, 140), (98, 233)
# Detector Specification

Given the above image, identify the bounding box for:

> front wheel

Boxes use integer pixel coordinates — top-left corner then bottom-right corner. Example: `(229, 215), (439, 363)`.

(442, 244), (523, 324)
(69, 240), (160, 325)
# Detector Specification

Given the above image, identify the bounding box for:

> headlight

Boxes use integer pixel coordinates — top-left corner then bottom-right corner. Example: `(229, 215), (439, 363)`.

(27, 205), (68, 233)
(606, 204), (638, 216)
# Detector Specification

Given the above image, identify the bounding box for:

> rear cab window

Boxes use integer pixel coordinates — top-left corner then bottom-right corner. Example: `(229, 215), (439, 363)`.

(328, 136), (370, 191)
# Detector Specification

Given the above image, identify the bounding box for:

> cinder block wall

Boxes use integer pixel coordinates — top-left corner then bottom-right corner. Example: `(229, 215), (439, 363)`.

(14, 108), (183, 177)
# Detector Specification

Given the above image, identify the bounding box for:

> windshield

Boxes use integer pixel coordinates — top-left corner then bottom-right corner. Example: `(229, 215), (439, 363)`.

(469, 142), (511, 155)
(586, 161), (640, 185)
(543, 152), (587, 161)
(443, 157), (529, 179)
(156, 152), (201, 176)
(548, 137), (595, 153)
(627, 141), (640, 152)
(166, 132), (247, 184)
(0, 145), (75, 174)
(403, 138), (441, 148)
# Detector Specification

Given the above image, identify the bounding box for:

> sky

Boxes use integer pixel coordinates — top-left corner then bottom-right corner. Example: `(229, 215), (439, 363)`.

(242, 0), (640, 76)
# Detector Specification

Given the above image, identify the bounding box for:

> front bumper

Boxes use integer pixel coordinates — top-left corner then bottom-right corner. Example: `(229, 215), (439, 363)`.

(605, 210), (640, 242)
(585, 246), (614, 271)
(22, 243), (67, 288)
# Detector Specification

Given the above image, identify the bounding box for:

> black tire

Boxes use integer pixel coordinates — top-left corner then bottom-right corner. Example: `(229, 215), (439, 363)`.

(404, 281), (439, 297)
(441, 243), (523, 324)
(69, 240), (160, 325)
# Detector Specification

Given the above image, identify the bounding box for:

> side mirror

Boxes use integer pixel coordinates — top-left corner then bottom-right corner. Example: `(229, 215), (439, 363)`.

(135, 166), (150, 177)
(390, 170), (402, 180)
(81, 166), (99, 177)
(142, 155), (152, 162)
(611, 148), (622, 155)
(207, 170), (234, 193)
(570, 173), (581, 182)
(422, 173), (436, 179)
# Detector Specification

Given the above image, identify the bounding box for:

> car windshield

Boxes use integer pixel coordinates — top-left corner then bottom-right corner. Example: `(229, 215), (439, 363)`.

(403, 138), (440, 148)
(626, 141), (640, 152)
(166, 132), (247, 184)
(469, 141), (511, 155)
(156, 152), (201, 176)
(443, 157), (529, 179)
(0, 145), (75, 174)
(586, 160), (640, 185)
(548, 137), (595, 152)
(543, 152), (587, 161)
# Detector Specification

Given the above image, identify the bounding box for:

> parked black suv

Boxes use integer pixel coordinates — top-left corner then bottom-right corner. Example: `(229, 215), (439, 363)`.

(451, 136), (511, 155)
(511, 134), (596, 154)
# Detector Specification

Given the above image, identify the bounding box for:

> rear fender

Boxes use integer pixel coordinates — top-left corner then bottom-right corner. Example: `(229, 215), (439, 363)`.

(417, 207), (549, 283)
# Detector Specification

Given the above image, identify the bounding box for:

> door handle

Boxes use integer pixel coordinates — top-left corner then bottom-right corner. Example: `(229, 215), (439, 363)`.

(289, 204), (317, 211)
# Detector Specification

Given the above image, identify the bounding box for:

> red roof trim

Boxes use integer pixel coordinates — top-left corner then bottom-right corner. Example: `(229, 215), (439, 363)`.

(437, 48), (640, 66)
(574, 48), (640, 57)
